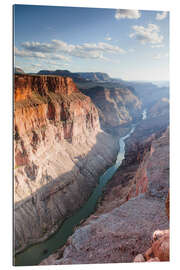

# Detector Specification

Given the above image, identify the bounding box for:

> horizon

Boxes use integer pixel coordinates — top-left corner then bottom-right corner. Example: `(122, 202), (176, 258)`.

(14, 66), (169, 84)
(14, 5), (169, 81)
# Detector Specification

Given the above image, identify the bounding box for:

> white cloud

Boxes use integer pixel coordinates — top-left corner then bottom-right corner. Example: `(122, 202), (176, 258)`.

(51, 40), (126, 56)
(16, 39), (126, 61)
(15, 47), (70, 63)
(105, 36), (112, 41)
(156, 11), (168, 20)
(31, 63), (41, 67)
(14, 47), (46, 58)
(128, 48), (135, 53)
(151, 44), (165, 48)
(129, 24), (164, 45)
(115, 9), (141, 20)
(21, 41), (54, 53)
(51, 54), (70, 62)
(105, 33), (112, 41)
(153, 53), (169, 59)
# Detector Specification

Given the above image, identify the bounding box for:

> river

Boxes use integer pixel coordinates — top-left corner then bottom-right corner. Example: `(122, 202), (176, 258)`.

(15, 110), (147, 266)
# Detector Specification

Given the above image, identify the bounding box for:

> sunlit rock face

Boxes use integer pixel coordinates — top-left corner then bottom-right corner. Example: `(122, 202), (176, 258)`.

(14, 74), (119, 253)
(126, 128), (169, 200)
(39, 78), (170, 266)
(50, 128), (169, 265)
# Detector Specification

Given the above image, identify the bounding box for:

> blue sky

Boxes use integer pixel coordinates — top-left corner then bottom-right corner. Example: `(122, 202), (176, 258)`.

(14, 5), (169, 81)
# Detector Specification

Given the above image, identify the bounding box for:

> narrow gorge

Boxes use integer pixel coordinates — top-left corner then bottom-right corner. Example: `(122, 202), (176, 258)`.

(13, 5), (170, 267)
(40, 109), (169, 265)
(14, 73), (169, 266)
(14, 74), (119, 255)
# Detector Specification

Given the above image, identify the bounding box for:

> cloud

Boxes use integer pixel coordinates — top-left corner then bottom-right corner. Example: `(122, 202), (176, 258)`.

(16, 39), (126, 61)
(152, 53), (169, 59)
(51, 54), (70, 62)
(129, 24), (164, 45)
(15, 47), (70, 63)
(151, 44), (165, 48)
(21, 41), (54, 53)
(156, 11), (168, 20)
(104, 33), (112, 41)
(128, 48), (135, 52)
(105, 36), (112, 41)
(14, 47), (46, 58)
(51, 40), (126, 56)
(31, 63), (41, 67)
(115, 9), (141, 20)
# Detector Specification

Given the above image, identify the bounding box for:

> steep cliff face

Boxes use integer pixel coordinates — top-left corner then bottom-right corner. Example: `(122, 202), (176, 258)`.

(80, 85), (142, 134)
(45, 125), (169, 265)
(14, 75), (119, 253)
(127, 128), (169, 200)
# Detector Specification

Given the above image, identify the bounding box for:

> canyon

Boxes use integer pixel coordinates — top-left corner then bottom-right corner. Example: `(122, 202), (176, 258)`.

(13, 70), (169, 265)
(78, 84), (142, 136)
(40, 112), (169, 265)
(14, 74), (120, 253)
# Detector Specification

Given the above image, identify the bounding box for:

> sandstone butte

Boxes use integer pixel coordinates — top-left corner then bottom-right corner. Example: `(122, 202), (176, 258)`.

(14, 74), (119, 253)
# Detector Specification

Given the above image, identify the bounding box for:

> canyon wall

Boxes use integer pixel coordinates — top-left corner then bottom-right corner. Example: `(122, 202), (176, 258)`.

(14, 74), (119, 253)
(43, 113), (169, 264)
(79, 85), (142, 135)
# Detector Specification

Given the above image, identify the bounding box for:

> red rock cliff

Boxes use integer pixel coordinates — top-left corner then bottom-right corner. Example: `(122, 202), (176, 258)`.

(14, 75), (119, 253)
(14, 75), (99, 141)
(15, 75), (78, 101)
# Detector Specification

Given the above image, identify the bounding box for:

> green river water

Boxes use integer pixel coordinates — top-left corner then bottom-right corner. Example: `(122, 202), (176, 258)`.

(15, 124), (137, 266)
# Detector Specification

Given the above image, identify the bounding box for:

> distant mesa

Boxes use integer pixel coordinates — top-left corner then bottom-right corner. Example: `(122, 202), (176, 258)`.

(77, 72), (111, 81)
(37, 69), (78, 78)
(14, 67), (25, 74)
(15, 67), (125, 83)
(37, 69), (112, 82)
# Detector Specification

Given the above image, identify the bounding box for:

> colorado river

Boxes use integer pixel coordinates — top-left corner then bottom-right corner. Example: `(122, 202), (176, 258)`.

(15, 110), (147, 266)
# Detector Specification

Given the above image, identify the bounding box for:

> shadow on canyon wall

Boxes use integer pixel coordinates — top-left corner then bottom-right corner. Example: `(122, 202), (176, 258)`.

(14, 131), (119, 253)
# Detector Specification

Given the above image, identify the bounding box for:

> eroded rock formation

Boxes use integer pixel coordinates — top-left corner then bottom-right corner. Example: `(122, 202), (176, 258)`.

(14, 74), (119, 253)
(44, 123), (169, 265)
(80, 85), (142, 135)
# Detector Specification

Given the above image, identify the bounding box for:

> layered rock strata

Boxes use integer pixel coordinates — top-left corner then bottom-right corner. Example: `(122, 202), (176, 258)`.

(14, 75), (119, 253)
(43, 124), (169, 264)
(80, 85), (142, 135)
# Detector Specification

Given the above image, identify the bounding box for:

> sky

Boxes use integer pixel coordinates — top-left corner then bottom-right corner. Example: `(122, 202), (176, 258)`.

(14, 5), (169, 81)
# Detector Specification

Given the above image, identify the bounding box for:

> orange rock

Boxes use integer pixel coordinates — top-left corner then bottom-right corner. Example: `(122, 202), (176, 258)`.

(14, 74), (78, 102)
(14, 74), (100, 139)
(144, 229), (169, 262)
(152, 233), (169, 261)
(153, 229), (169, 241)
(133, 254), (145, 262)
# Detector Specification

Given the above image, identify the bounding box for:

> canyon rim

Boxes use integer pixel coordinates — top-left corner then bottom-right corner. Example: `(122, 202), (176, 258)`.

(13, 4), (169, 266)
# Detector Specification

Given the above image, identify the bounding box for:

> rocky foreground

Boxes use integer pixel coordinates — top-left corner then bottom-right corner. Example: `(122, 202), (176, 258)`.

(40, 113), (169, 264)
(14, 74), (119, 253)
